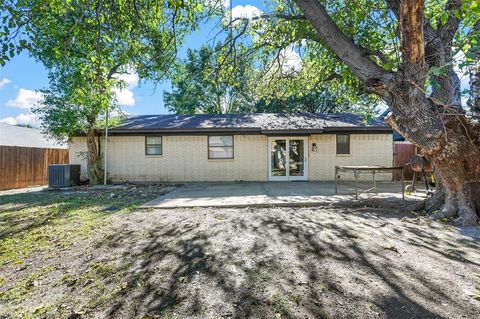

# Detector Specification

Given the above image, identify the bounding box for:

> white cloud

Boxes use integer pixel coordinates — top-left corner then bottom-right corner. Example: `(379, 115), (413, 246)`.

(112, 88), (135, 106)
(0, 117), (17, 125)
(0, 112), (40, 127)
(279, 46), (302, 73)
(115, 71), (139, 89)
(112, 69), (139, 106)
(0, 78), (11, 90)
(230, 5), (261, 23)
(6, 88), (44, 109)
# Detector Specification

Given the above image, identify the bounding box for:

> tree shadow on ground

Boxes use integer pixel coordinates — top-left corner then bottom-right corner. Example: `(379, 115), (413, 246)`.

(69, 206), (480, 319)
(0, 187), (164, 240)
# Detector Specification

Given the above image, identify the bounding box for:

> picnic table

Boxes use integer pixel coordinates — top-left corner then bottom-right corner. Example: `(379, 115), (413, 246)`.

(334, 165), (405, 200)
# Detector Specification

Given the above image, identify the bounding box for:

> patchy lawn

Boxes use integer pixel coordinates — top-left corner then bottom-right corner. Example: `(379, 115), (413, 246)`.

(1, 188), (479, 318)
(0, 184), (173, 317)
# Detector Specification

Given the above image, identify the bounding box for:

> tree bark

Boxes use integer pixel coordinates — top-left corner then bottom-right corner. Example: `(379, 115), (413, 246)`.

(294, 0), (480, 226)
(85, 129), (103, 185)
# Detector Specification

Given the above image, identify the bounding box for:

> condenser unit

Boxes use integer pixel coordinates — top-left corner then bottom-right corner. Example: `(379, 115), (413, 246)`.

(48, 164), (81, 188)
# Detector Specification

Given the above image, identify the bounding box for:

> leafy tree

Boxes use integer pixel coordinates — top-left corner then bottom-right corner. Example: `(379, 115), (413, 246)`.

(215, 0), (480, 225)
(1, 0), (204, 184)
(164, 44), (257, 114)
(165, 44), (379, 115)
(286, 0), (479, 225)
(252, 58), (379, 117)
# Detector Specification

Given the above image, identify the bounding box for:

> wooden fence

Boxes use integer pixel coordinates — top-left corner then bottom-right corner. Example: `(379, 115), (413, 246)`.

(393, 142), (417, 181)
(0, 146), (69, 190)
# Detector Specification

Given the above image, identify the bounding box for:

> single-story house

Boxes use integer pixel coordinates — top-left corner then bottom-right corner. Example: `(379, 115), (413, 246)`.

(70, 113), (394, 182)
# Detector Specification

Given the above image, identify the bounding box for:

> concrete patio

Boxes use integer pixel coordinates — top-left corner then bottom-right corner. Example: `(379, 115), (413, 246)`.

(140, 181), (427, 208)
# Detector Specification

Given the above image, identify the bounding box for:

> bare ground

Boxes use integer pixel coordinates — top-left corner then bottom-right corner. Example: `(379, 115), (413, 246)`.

(1, 191), (480, 318)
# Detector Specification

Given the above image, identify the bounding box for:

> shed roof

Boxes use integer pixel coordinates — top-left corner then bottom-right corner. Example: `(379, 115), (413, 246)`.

(109, 113), (390, 134)
(0, 123), (67, 149)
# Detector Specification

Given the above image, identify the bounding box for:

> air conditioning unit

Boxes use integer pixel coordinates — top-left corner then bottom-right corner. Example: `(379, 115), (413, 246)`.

(48, 164), (81, 188)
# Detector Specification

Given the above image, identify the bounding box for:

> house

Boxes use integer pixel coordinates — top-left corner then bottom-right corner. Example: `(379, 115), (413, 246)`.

(0, 123), (68, 190)
(69, 113), (394, 182)
(379, 109), (417, 180)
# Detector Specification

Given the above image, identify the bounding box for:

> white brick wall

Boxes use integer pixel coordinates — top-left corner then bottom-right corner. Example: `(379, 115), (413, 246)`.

(70, 133), (393, 182)
(69, 136), (88, 178)
(70, 135), (268, 182)
(308, 134), (393, 181)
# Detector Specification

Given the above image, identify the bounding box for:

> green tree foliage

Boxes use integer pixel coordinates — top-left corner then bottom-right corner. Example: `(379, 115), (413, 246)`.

(165, 44), (379, 116)
(207, 0), (478, 114)
(1, 0), (204, 183)
(164, 43), (257, 114)
(252, 58), (378, 116)
(164, 0), (383, 116)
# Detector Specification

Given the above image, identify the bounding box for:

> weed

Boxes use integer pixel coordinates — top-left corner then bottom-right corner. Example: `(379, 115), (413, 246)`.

(268, 292), (290, 317)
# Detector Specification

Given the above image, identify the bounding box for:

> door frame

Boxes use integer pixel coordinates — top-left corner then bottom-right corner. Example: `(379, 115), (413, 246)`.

(267, 136), (308, 181)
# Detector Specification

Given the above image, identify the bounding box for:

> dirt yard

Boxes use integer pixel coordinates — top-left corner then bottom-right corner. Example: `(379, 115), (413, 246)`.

(1, 187), (479, 318)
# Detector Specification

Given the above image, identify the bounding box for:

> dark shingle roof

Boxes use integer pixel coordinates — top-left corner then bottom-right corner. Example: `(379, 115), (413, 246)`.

(0, 123), (67, 149)
(110, 113), (390, 134)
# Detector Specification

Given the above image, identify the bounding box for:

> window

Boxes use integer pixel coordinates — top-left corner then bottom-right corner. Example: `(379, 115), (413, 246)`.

(145, 136), (162, 155)
(208, 135), (234, 159)
(336, 134), (350, 155)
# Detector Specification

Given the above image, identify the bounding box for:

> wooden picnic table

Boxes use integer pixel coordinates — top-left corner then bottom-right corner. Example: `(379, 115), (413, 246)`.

(334, 165), (405, 200)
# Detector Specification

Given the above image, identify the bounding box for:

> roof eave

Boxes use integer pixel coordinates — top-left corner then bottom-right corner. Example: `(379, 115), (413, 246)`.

(71, 126), (392, 137)
(322, 126), (392, 133)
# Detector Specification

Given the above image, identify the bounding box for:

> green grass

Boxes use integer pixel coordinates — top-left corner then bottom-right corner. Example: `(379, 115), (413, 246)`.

(0, 186), (165, 317)
(268, 291), (291, 317)
(0, 265), (55, 302)
(0, 187), (158, 268)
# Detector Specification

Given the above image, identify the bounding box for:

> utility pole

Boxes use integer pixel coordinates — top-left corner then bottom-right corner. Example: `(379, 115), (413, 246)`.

(104, 106), (108, 185)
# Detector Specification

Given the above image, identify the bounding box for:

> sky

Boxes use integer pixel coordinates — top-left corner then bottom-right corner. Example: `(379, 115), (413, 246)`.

(0, 1), (471, 127)
(0, 0), (269, 127)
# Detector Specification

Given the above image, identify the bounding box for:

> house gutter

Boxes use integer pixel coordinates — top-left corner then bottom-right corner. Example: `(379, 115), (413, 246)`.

(73, 126), (391, 137)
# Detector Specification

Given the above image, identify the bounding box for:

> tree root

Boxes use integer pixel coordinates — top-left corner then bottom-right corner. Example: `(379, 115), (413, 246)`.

(457, 205), (479, 227)
(428, 192), (479, 227)
(430, 208), (457, 219)
(428, 189), (459, 223)
(457, 192), (479, 227)
(431, 195), (458, 219)
(402, 200), (425, 213)
(425, 192), (443, 213)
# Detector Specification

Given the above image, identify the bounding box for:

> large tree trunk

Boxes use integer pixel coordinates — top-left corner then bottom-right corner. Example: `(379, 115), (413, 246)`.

(85, 130), (103, 185)
(384, 0), (480, 226)
(389, 94), (480, 227)
(386, 101), (480, 226)
(294, 0), (480, 226)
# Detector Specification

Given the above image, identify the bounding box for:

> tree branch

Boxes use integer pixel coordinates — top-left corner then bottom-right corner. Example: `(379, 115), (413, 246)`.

(387, 0), (462, 106)
(399, 0), (425, 65)
(250, 14), (306, 22)
(293, 0), (391, 94)
(438, 0), (463, 45)
(107, 63), (124, 80)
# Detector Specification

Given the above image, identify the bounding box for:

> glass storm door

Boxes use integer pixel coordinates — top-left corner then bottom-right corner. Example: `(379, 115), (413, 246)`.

(269, 137), (308, 181)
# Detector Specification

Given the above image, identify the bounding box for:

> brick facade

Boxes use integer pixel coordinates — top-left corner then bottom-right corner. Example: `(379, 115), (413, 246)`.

(70, 133), (393, 182)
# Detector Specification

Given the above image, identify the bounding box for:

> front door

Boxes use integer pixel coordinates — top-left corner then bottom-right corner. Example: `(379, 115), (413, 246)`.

(268, 137), (308, 181)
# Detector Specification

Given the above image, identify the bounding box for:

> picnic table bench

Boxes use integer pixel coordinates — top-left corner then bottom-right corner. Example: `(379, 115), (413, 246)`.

(334, 165), (405, 200)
